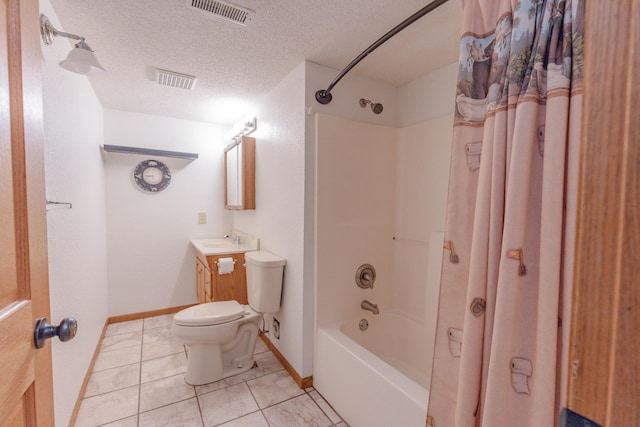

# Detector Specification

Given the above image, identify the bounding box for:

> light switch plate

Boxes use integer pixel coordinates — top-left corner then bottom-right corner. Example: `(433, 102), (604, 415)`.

(197, 212), (206, 224)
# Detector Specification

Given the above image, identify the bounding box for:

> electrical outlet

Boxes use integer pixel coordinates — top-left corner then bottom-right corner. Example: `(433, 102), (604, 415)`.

(272, 318), (280, 339)
(197, 212), (206, 224)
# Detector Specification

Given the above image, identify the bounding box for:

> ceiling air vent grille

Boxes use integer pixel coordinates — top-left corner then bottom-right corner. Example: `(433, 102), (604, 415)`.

(155, 69), (197, 90)
(187, 0), (253, 25)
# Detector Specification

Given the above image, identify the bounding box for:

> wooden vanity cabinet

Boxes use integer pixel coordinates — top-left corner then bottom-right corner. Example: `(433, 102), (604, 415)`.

(196, 258), (212, 303)
(196, 253), (248, 304)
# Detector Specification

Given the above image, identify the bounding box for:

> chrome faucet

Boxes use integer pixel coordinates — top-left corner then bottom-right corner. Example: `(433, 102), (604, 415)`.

(361, 300), (379, 315)
(224, 234), (240, 245)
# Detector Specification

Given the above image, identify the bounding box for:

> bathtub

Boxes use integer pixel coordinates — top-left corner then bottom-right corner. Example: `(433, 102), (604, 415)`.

(314, 312), (431, 427)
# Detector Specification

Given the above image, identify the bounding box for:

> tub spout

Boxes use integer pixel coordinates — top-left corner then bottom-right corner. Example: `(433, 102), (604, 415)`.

(361, 300), (379, 315)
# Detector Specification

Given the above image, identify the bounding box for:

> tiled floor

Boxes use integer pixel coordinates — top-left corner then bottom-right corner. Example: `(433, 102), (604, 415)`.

(75, 313), (348, 427)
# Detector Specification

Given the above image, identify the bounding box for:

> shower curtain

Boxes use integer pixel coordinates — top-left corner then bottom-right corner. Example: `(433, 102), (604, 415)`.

(427, 0), (584, 426)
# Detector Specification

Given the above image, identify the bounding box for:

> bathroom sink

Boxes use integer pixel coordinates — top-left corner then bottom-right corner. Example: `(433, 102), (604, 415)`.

(200, 239), (236, 248)
(191, 232), (259, 256)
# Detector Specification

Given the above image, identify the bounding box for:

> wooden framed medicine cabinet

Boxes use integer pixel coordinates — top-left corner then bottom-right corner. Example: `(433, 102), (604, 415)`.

(224, 136), (256, 210)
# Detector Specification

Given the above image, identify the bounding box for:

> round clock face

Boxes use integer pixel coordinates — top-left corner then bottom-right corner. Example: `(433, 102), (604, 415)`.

(133, 160), (171, 192)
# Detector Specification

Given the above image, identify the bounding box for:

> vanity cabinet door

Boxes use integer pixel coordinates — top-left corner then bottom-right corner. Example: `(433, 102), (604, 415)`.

(207, 253), (248, 304)
(204, 268), (212, 303)
(196, 258), (207, 303)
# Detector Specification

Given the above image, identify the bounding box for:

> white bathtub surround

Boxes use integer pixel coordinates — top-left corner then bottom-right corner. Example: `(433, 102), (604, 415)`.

(314, 57), (456, 425)
(315, 112), (450, 426)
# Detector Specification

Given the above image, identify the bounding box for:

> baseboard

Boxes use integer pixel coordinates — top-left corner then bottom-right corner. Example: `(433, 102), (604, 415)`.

(260, 334), (313, 389)
(69, 304), (194, 426)
(107, 304), (194, 324)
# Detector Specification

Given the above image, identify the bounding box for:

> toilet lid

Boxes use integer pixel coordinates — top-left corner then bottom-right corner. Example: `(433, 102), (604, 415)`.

(174, 301), (245, 326)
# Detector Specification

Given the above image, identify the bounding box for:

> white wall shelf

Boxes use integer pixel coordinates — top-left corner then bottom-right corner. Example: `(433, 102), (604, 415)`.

(102, 144), (198, 160)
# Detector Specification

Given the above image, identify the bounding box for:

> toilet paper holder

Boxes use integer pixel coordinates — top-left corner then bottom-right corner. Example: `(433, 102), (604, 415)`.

(215, 257), (236, 275)
(355, 264), (376, 289)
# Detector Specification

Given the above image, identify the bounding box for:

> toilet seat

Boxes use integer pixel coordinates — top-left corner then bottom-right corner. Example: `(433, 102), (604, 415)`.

(174, 300), (245, 326)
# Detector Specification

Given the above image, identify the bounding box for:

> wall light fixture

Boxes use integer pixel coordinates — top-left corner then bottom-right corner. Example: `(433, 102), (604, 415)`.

(39, 14), (106, 75)
(224, 117), (257, 142)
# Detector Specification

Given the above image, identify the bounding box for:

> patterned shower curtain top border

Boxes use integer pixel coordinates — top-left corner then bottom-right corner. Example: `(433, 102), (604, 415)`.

(454, 0), (584, 125)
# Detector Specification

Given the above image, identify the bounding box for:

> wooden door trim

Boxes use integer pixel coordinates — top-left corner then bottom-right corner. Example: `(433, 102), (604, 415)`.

(567, 1), (639, 425)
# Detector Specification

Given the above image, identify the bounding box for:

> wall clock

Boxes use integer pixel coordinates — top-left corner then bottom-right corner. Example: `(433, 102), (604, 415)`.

(133, 159), (171, 192)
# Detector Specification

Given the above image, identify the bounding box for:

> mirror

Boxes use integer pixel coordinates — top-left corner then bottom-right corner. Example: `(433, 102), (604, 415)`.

(224, 136), (255, 210)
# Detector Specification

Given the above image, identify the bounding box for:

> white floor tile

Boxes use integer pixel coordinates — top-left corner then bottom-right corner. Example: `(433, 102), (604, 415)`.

(101, 331), (143, 352)
(141, 352), (187, 383)
(101, 415), (138, 427)
(142, 326), (176, 344)
(198, 383), (259, 426)
(139, 373), (196, 412)
(84, 363), (140, 398)
(94, 346), (141, 372)
(142, 339), (185, 361)
(218, 411), (270, 427)
(254, 349), (285, 375)
(247, 370), (305, 408)
(262, 394), (332, 427)
(139, 397), (203, 427)
(143, 313), (175, 330)
(75, 386), (139, 427)
(105, 319), (143, 337)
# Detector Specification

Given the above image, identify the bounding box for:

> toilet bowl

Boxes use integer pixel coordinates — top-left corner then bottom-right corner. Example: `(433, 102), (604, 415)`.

(172, 250), (285, 385)
(171, 300), (261, 385)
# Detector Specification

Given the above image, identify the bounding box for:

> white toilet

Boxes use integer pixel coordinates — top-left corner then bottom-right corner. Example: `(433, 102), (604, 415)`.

(171, 250), (286, 385)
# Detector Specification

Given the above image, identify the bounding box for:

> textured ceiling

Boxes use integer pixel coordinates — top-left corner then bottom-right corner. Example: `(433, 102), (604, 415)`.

(49, 0), (461, 125)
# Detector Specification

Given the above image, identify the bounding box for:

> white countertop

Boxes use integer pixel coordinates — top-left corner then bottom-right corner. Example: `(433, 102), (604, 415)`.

(191, 231), (259, 256)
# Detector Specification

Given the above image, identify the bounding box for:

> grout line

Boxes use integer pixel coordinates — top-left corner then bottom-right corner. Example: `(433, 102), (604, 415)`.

(194, 385), (206, 427)
(136, 330), (143, 427)
(305, 387), (346, 426)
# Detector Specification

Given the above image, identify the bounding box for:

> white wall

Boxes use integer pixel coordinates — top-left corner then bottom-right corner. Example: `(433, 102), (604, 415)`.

(40, 2), (109, 426)
(103, 110), (232, 315)
(231, 63), (311, 376)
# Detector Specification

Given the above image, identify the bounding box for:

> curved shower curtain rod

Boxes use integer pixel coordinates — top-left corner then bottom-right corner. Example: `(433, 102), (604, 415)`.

(315, 0), (451, 105)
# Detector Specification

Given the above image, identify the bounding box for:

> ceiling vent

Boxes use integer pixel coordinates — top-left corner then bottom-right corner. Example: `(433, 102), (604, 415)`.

(186, 0), (253, 25)
(154, 69), (197, 90)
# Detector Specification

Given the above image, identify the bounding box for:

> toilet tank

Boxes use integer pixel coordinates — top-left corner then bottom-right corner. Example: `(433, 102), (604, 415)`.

(244, 251), (286, 313)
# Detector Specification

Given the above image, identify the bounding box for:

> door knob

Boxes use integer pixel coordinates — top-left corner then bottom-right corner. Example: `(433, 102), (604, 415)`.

(34, 317), (77, 349)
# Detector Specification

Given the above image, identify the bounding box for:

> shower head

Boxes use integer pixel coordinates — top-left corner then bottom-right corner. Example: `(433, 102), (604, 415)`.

(359, 98), (383, 114)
